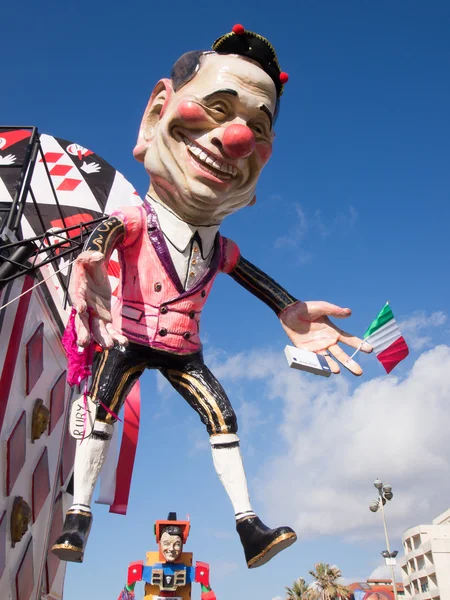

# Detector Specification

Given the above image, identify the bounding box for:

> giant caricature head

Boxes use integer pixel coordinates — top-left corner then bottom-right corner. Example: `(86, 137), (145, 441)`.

(134, 25), (288, 225)
(159, 524), (183, 562)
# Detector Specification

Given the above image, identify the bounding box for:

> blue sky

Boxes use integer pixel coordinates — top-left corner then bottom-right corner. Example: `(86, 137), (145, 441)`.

(3, 1), (450, 598)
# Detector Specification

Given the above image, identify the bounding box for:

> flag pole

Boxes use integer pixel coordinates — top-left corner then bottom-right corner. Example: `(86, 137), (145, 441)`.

(347, 301), (389, 363)
(346, 340), (365, 362)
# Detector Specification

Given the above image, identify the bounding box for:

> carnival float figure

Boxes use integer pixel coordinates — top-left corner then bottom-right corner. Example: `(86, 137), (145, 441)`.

(52, 24), (372, 568)
(117, 513), (216, 600)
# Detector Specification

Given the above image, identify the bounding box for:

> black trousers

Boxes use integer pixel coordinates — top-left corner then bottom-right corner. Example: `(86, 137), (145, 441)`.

(90, 342), (237, 436)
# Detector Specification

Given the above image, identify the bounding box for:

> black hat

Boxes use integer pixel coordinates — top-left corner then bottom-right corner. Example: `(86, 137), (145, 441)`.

(212, 24), (289, 97)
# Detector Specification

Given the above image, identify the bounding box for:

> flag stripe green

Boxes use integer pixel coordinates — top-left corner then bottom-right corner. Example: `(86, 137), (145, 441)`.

(364, 303), (394, 338)
(365, 319), (402, 354)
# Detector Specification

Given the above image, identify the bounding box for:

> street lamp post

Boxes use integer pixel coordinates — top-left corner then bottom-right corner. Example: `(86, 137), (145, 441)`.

(369, 479), (399, 600)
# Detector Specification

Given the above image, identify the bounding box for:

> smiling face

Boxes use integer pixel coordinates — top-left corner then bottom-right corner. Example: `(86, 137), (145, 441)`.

(140, 53), (277, 225)
(160, 531), (183, 562)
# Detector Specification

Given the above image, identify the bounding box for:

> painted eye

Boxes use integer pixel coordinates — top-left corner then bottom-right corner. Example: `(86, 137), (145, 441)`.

(211, 103), (227, 115)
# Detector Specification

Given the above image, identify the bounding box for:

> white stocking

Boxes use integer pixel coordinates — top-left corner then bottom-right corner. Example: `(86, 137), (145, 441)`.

(210, 433), (255, 521)
(70, 421), (114, 511)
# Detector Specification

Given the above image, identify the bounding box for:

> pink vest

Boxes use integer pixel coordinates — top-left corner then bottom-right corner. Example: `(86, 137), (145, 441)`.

(110, 204), (240, 355)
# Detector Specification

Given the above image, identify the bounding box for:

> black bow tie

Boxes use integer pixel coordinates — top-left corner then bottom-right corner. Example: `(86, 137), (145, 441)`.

(191, 231), (204, 257)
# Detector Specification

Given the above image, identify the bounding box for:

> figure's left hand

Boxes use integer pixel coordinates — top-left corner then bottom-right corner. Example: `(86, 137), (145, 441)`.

(280, 300), (372, 375)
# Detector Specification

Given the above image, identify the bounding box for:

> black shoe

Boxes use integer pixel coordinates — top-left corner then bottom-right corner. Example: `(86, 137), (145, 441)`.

(236, 515), (297, 569)
(51, 507), (93, 563)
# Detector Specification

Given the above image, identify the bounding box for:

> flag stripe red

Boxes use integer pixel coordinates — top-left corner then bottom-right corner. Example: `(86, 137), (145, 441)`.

(377, 336), (409, 374)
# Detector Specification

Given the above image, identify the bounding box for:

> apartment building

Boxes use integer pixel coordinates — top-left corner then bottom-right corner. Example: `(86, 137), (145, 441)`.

(399, 508), (450, 599)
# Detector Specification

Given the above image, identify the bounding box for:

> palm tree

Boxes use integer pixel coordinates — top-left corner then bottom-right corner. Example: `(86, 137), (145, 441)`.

(285, 577), (311, 600)
(308, 563), (352, 600)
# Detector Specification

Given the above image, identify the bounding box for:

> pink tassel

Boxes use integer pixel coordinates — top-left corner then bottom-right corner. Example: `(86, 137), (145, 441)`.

(62, 308), (95, 386)
(62, 308), (98, 442)
(62, 309), (122, 440)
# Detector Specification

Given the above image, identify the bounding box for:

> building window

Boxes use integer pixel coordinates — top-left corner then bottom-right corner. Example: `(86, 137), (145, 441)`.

(0, 511), (6, 580)
(32, 447), (50, 521)
(6, 411), (26, 496)
(417, 555), (425, 570)
(420, 580), (429, 593)
(15, 536), (34, 600)
(49, 371), (67, 434)
(25, 323), (44, 395)
(45, 493), (63, 591)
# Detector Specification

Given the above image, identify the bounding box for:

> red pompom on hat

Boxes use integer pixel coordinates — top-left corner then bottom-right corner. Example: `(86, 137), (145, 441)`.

(213, 25), (287, 96)
(232, 23), (245, 35)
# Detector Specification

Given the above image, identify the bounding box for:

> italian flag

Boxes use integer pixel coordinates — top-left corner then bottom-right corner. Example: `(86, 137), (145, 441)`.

(364, 303), (409, 374)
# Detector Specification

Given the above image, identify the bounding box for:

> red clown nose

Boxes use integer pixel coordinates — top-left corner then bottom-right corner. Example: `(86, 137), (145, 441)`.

(222, 124), (255, 159)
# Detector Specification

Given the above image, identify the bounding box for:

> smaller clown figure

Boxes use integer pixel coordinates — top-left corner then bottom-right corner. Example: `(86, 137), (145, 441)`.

(117, 513), (216, 600)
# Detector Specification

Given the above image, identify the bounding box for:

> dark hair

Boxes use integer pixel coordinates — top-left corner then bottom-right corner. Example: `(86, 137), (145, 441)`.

(161, 524), (183, 538)
(170, 50), (280, 123)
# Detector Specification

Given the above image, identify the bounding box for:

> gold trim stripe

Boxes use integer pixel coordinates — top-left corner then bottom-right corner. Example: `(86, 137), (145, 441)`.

(168, 374), (217, 434)
(90, 349), (109, 400)
(89, 219), (124, 253)
(52, 542), (83, 553)
(236, 514), (255, 524)
(168, 370), (229, 434)
(247, 532), (297, 567)
(105, 363), (145, 423)
(67, 509), (92, 518)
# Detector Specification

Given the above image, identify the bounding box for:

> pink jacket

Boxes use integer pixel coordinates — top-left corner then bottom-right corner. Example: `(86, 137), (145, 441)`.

(110, 204), (240, 354)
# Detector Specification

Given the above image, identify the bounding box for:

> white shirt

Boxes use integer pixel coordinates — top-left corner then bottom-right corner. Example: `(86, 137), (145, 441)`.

(147, 196), (219, 290)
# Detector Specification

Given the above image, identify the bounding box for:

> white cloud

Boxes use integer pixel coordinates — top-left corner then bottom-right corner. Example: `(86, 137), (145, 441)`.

(274, 204), (309, 249)
(274, 203), (358, 256)
(399, 310), (447, 351)
(274, 204), (313, 264)
(209, 344), (450, 542)
(369, 563), (402, 582)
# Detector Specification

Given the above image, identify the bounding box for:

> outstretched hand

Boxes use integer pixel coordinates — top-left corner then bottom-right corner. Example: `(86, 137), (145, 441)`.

(280, 300), (372, 375)
(69, 250), (128, 349)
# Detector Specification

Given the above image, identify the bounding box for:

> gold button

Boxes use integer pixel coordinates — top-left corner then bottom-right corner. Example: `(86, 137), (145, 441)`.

(192, 259), (197, 265)
(193, 247), (198, 253)
(190, 272), (195, 277)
